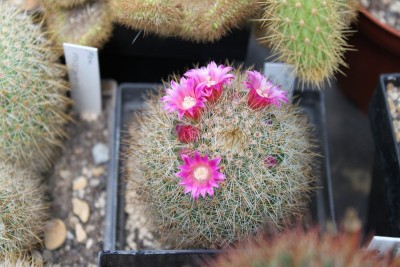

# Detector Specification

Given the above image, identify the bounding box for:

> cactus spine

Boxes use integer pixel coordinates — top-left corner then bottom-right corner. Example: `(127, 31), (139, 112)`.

(0, 162), (47, 257)
(40, 0), (88, 9)
(258, 0), (352, 87)
(127, 65), (315, 248)
(0, 1), (70, 172)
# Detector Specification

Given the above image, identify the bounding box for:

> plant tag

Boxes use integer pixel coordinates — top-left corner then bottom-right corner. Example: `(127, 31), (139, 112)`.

(63, 43), (101, 117)
(367, 236), (400, 256)
(264, 62), (295, 101)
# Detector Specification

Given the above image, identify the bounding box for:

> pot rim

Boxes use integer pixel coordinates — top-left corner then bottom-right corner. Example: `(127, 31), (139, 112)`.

(359, 6), (400, 38)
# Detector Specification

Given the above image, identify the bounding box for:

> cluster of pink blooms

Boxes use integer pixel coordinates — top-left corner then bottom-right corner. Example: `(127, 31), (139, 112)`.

(161, 62), (288, 200)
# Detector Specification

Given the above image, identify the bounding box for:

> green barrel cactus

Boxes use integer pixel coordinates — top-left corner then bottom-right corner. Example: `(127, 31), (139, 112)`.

(258, 0), (355, 87)
(127, 63), (316, 248)
(0, 1), (69, 172)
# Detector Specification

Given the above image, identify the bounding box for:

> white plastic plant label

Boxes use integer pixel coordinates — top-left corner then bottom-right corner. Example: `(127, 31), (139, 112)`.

(63, 43), (101, 117)
(263, 62), (295, 101)
(367, 236), (400, 256)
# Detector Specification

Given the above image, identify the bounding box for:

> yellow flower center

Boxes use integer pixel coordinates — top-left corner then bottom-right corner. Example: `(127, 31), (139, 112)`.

(193, 166), (209, 182)
(182, 96), (196, 109)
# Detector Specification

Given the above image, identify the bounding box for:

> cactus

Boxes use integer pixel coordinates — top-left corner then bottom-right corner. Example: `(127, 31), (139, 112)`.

(0, 254), (55, 267)
(40, 0), (88, 9)
(110, 0), (259, 42)
(0, 162), (47, 257)
(0, 1), (70, 172)
(127, 63), (315, 248)
(258, 0), (353, 87)
(44, 0), (113, 48)
(208, 229), (400, 267)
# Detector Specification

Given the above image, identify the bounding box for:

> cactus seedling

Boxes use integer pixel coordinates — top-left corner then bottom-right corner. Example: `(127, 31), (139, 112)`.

(208, 229), (400, 267)
(258, 0), (353, 87)
(0, 162), (47, 256)
(44, 0), (113, 48)
(110, 0), (259, 42)
(0, 1), (70, 172)
(127, 63), (316, 248)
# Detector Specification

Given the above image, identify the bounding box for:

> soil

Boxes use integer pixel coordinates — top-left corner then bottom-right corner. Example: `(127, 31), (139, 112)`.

(40, 81), (115, 266)
(361, 0), (400, 31)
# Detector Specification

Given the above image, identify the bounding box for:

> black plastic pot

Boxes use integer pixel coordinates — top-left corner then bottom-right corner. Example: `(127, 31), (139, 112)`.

(99, 25), (251, 84)
(368, 73), (400, 237)
(100, 84), (335, 267)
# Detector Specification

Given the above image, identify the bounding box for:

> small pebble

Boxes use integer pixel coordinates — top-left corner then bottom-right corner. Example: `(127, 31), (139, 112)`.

(44, 219), (67, 250)
(92, 143), (110, 165)
(42, 250), (53, 262)
(75, 223), (87, 243)
(73, 176), (88, 191)
(86, 238), (94, 249)
(72, 198), (90, 223)
(59, 170), (71, 179)
(92, 166), (105, 177)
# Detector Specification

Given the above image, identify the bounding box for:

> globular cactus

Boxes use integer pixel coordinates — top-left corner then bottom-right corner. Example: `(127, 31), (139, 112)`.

(0, 162), (47, 257)
(40, 0), (88, 9)
(208, 229), (400, 267)
(258, 0), (354, 87)
(127, 62), (315, 248)
(44, 0), (113, 48)
(110, 0), (259, 42)
(0, 254), (55, 267)
(0, 1), (69, 172)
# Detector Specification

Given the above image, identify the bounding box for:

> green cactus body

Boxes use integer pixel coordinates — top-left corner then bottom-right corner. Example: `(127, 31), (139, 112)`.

(45, 0), (113, 48)
(127, 67), (315, 248)
(110, 0), (258, 42)
(259, 0), (350, 87)
(0, 2), (69, 172)
(0, 163), (47, 257)
(209, 229), (400, 267)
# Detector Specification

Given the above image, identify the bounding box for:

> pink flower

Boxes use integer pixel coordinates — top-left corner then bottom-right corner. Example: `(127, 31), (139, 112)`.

(161, 77), (207, 120)
(264, 155), (278, 169)
(185, 62), (234, 103)
(176, 124), (200, 143)
(176, 151), (225, 200)
(245, 70), (288, 109)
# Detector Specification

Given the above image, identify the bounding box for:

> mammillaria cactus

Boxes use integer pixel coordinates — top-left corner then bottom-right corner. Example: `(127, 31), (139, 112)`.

(0, 254), (53, 267)
(0, 1), (69, 172)
(0, 162), (47, 257)
(127, 62), (316, 248)
(258, 0), (355, 87)
(110, 0), (259, 42)
(208, 229), (400, 267)
(43, 0), (113, 48)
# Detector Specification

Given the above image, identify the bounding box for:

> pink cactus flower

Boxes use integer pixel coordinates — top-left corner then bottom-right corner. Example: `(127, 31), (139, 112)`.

(264, 155), (278, 169)
(176, 151), (225, 200)
(184, 62), (234, 103)
(161, 77), (207, 120)
(176, 124), (200, 143)
(245, 70), (288, 109)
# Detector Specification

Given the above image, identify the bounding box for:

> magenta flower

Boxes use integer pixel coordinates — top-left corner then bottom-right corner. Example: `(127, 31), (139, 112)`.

(184, 62), (234, 103)
(161, 77), (207, 120)
(264, 155), (278, 169)
(176, 151), (225, 200)
(245, 70), (288, 109)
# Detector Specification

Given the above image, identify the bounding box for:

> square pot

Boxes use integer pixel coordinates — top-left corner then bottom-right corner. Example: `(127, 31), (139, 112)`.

(100, 83), (335, 267)
(368, 73), (400, 237)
